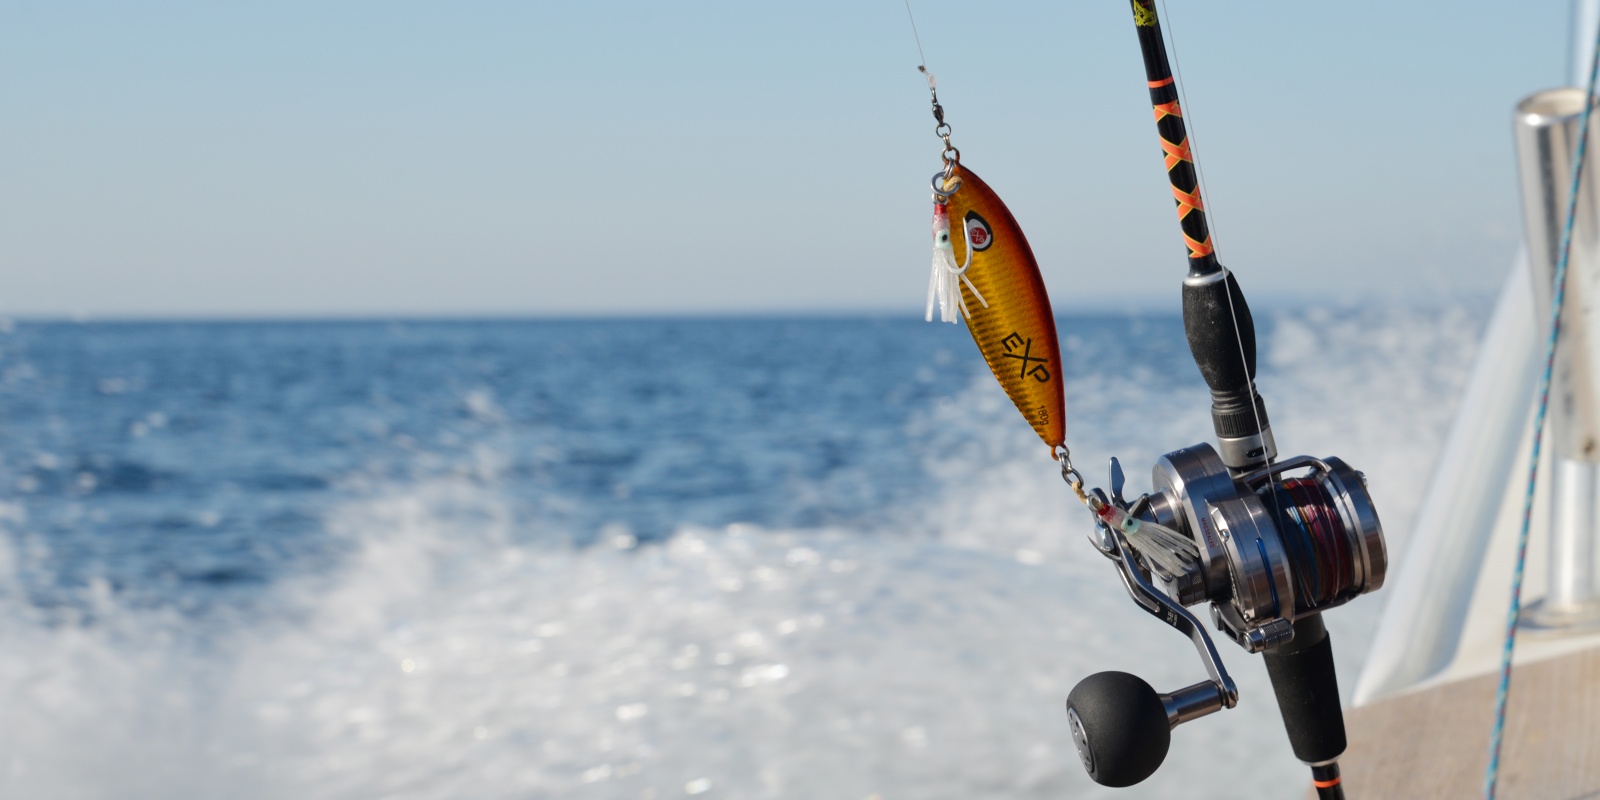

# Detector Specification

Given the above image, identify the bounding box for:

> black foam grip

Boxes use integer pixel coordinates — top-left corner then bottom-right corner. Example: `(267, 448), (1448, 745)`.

(1065, 671), (1171, 787)
(1263, 617), (1347, 765)
(1182, 270), (1256, 398)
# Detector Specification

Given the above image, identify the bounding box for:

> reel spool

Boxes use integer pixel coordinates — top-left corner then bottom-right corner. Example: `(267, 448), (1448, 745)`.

(1065, 443), (1386, 787)
(1145, 444), (1386, 650)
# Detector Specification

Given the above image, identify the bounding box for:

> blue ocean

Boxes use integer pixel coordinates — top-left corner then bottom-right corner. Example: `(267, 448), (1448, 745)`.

(0, 309), (1479, 799)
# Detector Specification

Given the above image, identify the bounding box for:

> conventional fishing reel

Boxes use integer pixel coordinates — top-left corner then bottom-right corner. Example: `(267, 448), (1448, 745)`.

(1062, 443), (1387, 788)
(1136, 445), (1385, 649)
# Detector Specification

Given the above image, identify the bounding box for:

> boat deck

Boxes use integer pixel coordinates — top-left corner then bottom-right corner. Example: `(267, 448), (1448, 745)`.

(1334, 645), (1600, 798)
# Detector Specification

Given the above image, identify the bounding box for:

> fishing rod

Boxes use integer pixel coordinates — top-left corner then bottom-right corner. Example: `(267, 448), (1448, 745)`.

(1134, 0), (1271, 474)
(1058, 3), (1389, 797)
(899, 3), (1387, 795)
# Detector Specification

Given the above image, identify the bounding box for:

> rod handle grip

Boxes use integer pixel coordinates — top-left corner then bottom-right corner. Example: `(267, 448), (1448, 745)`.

(1184, 271), (1273, 466)
(1183, 270), (1256, 403)
(1263, 616), (1347, 765)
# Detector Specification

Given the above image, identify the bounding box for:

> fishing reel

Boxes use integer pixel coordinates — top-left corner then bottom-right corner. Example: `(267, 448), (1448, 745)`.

(1139, 445), (1386, 648)
(1064, 444), (1386, 787)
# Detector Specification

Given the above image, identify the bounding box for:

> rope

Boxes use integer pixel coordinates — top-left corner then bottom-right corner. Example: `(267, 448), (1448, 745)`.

(1484, 23), (1600, 798)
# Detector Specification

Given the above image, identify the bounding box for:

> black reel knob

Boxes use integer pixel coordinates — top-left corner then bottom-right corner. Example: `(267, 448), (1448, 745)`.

(1065, 671), (1171, 787)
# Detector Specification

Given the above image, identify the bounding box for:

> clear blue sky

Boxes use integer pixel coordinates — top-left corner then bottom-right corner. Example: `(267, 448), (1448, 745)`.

(0, 1), (1571, 317)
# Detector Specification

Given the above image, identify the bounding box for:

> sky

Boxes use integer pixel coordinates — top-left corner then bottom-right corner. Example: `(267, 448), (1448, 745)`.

(0, 1), (1574, 318)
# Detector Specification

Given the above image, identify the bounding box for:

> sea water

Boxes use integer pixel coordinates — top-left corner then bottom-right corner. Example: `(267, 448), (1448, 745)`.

(0, 309), (1481, 799)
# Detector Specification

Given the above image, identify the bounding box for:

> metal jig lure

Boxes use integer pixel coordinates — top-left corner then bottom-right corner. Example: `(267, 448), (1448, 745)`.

(912, 63), (1065, 453)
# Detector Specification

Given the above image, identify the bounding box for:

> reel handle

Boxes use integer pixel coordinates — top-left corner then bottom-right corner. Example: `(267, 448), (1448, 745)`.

(1066, 671), (1169, 787)
(1065, 673), (1227, 787)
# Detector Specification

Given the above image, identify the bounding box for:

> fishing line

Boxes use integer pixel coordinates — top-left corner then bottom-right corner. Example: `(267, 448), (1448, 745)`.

(1156, 0), (1250, 420)
(1158, 0), (1217, 250)
(1486, 14), (1600, 798)
(1259, 479), (1359, 609)
(1158, 0), (1255, 450)
(1158, 0), (1289, 582)
(903, 0), (929, 70)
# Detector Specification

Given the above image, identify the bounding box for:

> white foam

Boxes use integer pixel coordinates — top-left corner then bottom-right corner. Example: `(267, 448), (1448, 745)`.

(0, 308), (1480, 798)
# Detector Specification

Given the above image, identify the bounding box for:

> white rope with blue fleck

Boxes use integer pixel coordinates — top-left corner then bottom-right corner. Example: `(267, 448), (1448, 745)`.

(1485, 28), (1600, 800)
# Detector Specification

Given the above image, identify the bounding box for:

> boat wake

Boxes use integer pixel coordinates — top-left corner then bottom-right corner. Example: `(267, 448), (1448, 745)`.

(0, 308), (1481, 798)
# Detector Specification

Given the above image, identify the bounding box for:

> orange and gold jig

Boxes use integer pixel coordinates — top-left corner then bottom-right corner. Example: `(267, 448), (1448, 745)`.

(935, 166), (1064, 450)
(917, 66), (1065, 452)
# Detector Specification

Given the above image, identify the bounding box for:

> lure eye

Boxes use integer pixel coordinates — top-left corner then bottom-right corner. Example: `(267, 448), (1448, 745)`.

(936, 232), (950, 246)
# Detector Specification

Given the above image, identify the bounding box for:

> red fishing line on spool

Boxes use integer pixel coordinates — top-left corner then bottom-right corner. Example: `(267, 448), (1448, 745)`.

(1260, 476), (1359, 611)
